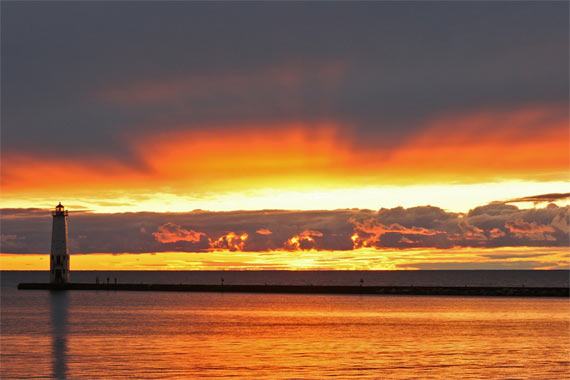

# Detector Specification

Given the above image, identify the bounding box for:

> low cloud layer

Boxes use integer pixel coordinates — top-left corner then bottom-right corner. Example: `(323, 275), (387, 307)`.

(1, 199), (568, 254)
(152, 222), (206, 244)
(350, 204), (568, 250)
(502, 192), (570, 205)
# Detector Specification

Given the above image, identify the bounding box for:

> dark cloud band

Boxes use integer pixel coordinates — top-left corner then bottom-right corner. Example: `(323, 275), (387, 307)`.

(2, 2), (568, 162)
(1, 199), (568, 254)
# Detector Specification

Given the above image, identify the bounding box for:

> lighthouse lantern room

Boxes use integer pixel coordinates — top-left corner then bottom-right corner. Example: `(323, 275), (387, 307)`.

(50, 202), (70, 283)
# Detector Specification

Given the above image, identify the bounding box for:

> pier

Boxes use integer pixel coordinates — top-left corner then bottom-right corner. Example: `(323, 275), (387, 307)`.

(17, 283), (569, 297)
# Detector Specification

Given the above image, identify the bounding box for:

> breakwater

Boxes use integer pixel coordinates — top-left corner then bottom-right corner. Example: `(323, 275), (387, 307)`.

(17, 283), (569, 297)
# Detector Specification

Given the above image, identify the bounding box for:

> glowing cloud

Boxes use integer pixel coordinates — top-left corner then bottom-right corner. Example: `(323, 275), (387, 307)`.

(152, 222), (205, 244)
(505, 219), (556, 241)
(1, 200), (568, 256)
(351, 218), (443, 249)
(2, 105), (568, 215)
(284, 230), (324, 251)
(211, 232), (249, 252)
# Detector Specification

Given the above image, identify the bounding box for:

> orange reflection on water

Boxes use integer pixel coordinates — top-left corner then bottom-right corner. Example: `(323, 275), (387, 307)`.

(2, 290), (568, 379)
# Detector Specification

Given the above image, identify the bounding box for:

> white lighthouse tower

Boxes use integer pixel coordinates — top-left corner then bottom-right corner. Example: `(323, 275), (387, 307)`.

(50, 203), (70, 283)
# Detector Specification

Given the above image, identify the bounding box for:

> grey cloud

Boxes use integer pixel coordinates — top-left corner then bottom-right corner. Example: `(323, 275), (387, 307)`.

(2, 2), (568, 162)
(377, 206), (457, 229)
(0, 209), (374, 254)
(1, 199), (568, 254)
(352, 203), (569, 250)
(468, 204), (520, 217)
(502, 193), (570, 205)
(466, 205), (569, 247)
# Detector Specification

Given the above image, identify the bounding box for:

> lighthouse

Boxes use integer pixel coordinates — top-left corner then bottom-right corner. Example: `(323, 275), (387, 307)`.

(50, 203), (70, 283)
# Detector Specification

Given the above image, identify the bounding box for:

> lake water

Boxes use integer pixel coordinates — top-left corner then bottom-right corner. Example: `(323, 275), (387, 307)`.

(1, 271), (569, 379)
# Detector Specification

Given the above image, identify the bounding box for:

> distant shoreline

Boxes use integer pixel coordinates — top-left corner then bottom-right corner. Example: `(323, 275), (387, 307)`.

(17, 283), (570, 297)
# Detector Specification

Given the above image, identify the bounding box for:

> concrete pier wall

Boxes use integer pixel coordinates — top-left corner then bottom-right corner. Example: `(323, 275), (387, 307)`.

(17, 283), (569, 297)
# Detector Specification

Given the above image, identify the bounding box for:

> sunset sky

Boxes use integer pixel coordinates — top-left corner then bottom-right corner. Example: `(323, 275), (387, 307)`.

(1, 2), (568, 270)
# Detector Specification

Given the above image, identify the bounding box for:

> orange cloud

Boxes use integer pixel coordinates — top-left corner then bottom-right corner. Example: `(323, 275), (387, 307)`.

(256, 229), (272, 235)
(489, 228), (506, 238)
(134, 123), (353, 192)
(1, 105), (567, 210)
(211, 232), (248, 252)
(381, 105), (569, 183)
(457, 221), (487, 241)
(152, 222), (205, 243)
(133, 105), (567, 192)
(1, 154), (146, 193)
(351, 218), (442, 249)
(505, 219), (556, 234)
(284, 230), (323, 251)
(505, 219), (556, 241)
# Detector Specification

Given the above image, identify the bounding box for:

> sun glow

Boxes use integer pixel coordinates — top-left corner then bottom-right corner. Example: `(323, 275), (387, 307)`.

(2, 105), (568, 270)
(1, 246), (567, 271)
(1, 181), (568, 214)
(2, 106), (567, 214)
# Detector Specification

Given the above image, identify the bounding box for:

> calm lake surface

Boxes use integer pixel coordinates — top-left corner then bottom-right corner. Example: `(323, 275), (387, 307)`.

(1, 271), (569, 379)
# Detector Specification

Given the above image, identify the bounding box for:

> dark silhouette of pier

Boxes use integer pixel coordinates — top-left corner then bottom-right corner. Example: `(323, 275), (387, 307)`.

(17, 283), (569, 297)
